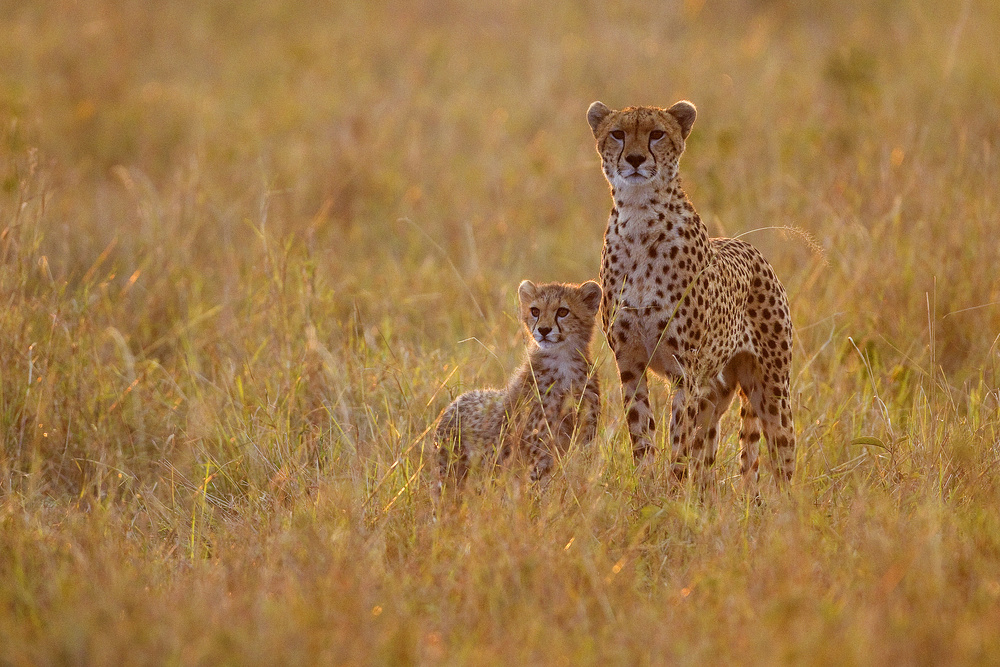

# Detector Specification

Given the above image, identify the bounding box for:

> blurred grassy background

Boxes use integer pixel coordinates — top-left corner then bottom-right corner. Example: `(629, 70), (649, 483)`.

(2, 0), (1000, 663)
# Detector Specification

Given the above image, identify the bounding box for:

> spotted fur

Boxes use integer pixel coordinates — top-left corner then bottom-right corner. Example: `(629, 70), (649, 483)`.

(587, 100), (795, 484)
(436, 280), (602, 484)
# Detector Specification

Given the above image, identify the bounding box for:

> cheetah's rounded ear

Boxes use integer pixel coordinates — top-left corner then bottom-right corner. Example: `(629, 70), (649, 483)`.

(579, 281), (603, 313)
(668, 101), (697, 140)
(587, 101), (612, 138)
(518, 280), (537, 306)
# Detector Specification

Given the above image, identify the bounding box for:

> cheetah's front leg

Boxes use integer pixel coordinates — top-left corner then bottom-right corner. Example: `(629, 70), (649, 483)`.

(615, 358), (656, 463)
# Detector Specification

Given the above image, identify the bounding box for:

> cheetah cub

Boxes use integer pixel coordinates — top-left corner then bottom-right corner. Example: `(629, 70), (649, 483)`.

(436, 280), (602, 485)
(587, 100), (795, 484)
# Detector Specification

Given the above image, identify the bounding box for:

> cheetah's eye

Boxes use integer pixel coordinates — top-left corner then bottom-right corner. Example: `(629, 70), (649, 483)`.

(649, 130), (665, 141)
(556, 307), (569, 318)
(610, 130), (625, 141)
(530, 307), (540, 318)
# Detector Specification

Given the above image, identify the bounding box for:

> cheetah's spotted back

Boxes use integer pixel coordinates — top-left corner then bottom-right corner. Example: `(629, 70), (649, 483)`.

(587, 100), (795, 484)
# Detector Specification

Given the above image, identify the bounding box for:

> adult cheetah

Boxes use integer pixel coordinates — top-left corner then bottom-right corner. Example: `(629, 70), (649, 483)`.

(587, 100), (795, 483)
(436, 280), (603, 485)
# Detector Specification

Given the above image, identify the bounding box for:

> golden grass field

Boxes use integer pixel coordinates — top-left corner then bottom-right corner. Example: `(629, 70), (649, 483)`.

(2, 0), (1000, 663)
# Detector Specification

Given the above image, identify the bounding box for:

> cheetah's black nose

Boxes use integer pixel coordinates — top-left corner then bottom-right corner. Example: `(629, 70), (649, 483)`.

(538, 327), (552, 337)
(625, 154), (646, 168)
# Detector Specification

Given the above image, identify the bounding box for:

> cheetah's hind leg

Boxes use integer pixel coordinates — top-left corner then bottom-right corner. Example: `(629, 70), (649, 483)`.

(698, 370), (737, 485)
(736, 387), (762, 484)
(436, 431), (470, 495)
(736, 354), (795, 487)
(669, 373), (736, 489)
(434, 402), (472, 496)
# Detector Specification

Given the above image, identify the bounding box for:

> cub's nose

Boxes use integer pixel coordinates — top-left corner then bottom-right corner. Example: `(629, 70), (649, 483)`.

(625, 154), (646, 168)
(537, 327), (552, 337)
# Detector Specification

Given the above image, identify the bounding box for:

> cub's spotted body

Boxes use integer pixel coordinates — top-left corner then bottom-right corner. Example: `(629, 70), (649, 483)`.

(436, 280), (602, 484)
(587, 100), (795, 483)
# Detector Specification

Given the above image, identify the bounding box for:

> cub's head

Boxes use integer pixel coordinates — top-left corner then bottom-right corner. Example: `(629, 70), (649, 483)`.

(517, 280), (602, 350)
(586, 101), (696, 191)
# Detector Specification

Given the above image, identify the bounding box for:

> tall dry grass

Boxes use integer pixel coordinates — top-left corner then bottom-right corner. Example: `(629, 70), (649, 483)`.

(2, 0), (1000, 663)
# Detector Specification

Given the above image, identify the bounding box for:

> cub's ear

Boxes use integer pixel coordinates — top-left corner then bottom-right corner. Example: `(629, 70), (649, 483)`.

(587, 101), (612, 137)
(668, 100), (697, 140)
(518, 280), (537, 306)
(578, 281), (603, 313)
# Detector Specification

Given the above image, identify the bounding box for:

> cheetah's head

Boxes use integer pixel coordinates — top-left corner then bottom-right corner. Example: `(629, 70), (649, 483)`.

(586, 101), (696, 192)
(518, 280), (602, 350)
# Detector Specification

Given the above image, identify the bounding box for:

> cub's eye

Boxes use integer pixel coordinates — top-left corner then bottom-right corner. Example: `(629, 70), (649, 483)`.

(650, 130), (665, 140)
(610, 130), (625, 141)
(556, 307), (570, 318)
(530, 307), (540, 317)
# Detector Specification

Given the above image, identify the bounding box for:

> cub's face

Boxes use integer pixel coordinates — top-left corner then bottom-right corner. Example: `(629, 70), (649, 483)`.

(517, 281), (602, 349)
(586, 101), (697, 191)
